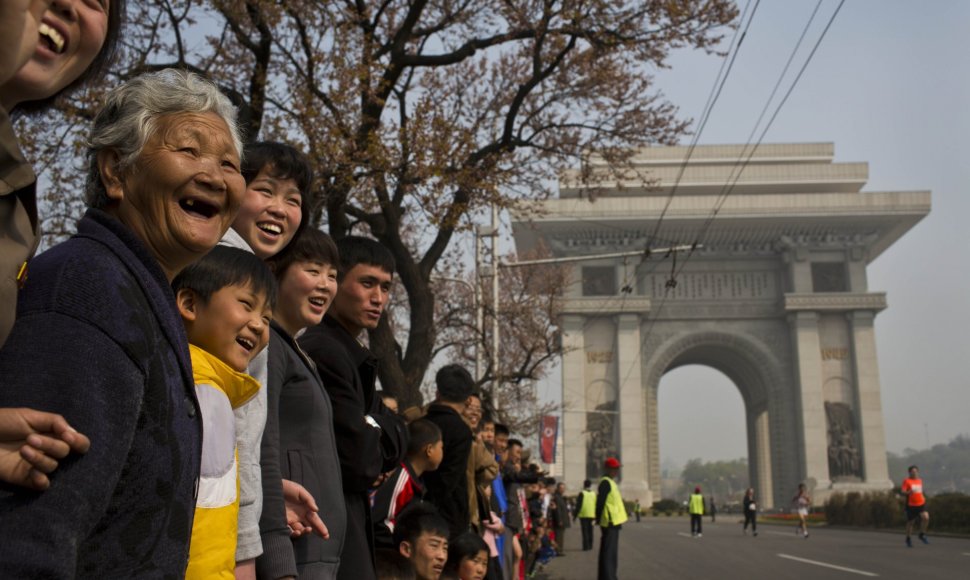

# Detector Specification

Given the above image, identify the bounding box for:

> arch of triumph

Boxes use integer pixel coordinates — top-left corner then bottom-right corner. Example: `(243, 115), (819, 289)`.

(511, 143), (930, 507)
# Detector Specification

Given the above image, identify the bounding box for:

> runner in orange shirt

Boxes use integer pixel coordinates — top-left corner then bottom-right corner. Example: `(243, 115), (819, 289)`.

(901, 465), (929, 547)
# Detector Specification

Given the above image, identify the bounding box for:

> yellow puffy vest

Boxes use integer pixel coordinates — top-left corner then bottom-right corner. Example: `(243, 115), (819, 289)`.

(599, 476), (628, 527)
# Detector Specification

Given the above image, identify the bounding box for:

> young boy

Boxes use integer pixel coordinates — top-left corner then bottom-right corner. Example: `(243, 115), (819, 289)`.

(393, 503), (450, 580)
(374, 419), (444, 549)
(172, 246), (277, 580)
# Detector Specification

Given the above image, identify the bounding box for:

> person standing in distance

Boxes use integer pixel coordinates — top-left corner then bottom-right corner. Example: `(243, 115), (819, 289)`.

(573, 479), (596, 551)
(595, 457), (626, 580)
(299, 236), (407, 580)
(902, 465), (930, 547)
(688, 486), (704, 537)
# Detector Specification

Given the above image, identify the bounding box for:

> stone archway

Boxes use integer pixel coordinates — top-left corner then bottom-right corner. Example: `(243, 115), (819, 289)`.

(644, 330), (789, 508)
(513, 142), (927, 508)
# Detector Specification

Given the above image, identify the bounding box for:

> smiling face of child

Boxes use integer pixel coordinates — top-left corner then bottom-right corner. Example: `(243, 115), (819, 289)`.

(178, 282), (271, 372)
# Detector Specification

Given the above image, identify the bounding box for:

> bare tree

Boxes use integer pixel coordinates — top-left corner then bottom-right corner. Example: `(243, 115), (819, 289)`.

(18, 0), (738, 409)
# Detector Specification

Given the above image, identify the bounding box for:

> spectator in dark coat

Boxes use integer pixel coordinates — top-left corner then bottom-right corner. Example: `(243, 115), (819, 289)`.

(423, 364), (476, 536)
(551, 482), (571, 552)
(258, 229), (346, 579)
(299, 236), (407, 580)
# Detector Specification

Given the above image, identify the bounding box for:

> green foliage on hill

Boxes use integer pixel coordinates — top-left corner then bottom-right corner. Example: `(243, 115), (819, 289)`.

(886, 435), (970, 493)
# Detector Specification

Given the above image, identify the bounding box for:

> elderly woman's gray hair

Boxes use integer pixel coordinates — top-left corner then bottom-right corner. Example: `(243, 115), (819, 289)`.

(85, 69), (243, 208)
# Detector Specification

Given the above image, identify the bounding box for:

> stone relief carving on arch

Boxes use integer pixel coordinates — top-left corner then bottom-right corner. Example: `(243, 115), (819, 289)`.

(825, 401), (862, 480)
(585, 379), (619, 480)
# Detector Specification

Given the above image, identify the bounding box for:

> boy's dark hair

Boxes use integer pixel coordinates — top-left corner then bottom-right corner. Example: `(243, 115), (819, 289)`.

(375, 549), (416, 580)
(481, 412), (494, 425)
(507, 438), (523, 449)
(242, 141), (314, 248)
(406, 419), (442, 457)
(393, 502), (450, 549)
(336, 236), (395, 279)
(908, 465), (918, 472)
(494, 423), (510, 438)
(443, 532), (488, 576)
(435, 364), (476, 403)
(267, 228), (339, 280)
(15, 0), (128, 114)
(172, 246), (277, 310)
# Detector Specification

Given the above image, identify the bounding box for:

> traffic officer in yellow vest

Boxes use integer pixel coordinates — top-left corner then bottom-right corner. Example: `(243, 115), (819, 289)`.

(596, 457), (626, 580)
(573, 479), (597, 551)
(689, 486), (705, 537)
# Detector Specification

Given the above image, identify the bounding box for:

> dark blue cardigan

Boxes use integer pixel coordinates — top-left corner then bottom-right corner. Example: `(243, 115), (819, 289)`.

(0, 208), (202, 579)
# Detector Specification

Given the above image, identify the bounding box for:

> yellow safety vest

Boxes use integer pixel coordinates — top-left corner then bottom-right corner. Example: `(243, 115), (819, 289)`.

(599, 476), (628, 527)
(689, 493), (705, 515)
(578, 490), (596, 519)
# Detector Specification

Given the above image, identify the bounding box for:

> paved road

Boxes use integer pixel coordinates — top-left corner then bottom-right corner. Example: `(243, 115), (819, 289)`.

(540, 517), (969, 579)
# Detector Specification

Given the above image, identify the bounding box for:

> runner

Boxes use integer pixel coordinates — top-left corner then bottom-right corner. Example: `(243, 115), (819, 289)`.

(792, 483), (810, 538)
(901, 465), (930, 547)
(742, 488), (757, 537)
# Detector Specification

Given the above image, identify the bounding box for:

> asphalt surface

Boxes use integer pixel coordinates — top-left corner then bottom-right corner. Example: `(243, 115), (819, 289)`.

(538, 516), (970, 579)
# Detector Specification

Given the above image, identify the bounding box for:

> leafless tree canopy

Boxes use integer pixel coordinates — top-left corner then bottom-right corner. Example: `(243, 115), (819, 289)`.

(19, 0), (737, 419)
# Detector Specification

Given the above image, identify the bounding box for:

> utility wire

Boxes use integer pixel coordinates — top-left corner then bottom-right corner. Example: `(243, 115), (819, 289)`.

(645, 0), (761, 252)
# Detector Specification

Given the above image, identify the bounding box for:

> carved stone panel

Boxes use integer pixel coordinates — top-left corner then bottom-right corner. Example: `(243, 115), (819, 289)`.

(825, 401), (862, 480)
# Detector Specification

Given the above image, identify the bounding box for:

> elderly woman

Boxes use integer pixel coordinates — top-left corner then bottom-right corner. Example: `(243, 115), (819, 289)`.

(0, 69), (245, 577)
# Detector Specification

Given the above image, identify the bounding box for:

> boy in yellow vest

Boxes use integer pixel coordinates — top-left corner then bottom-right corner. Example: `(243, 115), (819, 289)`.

(173, 246), (276, 579)
(595, 457), (626, 580)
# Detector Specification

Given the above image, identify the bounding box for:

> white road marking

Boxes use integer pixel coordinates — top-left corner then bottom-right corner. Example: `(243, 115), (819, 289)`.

(963, 552), (970, 556)
(765, 531), (798, 537)
(777, 554), (878, 577)
(677, 533), (695, 538)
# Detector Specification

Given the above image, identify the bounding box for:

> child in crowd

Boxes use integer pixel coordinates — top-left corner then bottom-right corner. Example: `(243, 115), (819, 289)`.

(394, 503), (451, 580)
(442, 532), (489, 580)
(526, 520), (557, 578)
(374, 419), (445, 548)
(172, 246), (276, 579)
(258, 227), (347, 578)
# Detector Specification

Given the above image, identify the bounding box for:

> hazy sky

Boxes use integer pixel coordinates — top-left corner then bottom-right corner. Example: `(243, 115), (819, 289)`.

(535, 0), (970, 469)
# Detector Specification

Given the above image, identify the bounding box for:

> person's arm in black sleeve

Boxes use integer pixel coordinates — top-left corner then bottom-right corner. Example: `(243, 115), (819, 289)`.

(256, 333), (299, 580)
(596, 479), (610, 525)
(300, 332), (383, 493)
(0, 314), (145, 577)
(369, 398), (407, 473)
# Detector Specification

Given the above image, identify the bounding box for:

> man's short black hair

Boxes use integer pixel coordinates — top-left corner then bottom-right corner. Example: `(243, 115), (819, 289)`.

(172, 246), (277, 310)
(242, 141), (315, 248)
(507, 438), (523, 449)
(407, 419), (442, 457)
(494, 423), (510, 437)
(336, 236), (395, 279)
(268, 228), (339, 281)
(908, 465), (919, 472)
(435, 364), (476, 403)
(583, 479), (592, 489)
(375, 549), (416, 580)
(393, 502), (450, 548)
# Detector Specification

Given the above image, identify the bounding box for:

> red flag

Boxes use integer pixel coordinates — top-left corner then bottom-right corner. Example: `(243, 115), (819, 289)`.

(540, 415), (558, 464)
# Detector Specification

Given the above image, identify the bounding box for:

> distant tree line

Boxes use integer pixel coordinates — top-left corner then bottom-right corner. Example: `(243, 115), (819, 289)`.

(887, 434), (970, 494)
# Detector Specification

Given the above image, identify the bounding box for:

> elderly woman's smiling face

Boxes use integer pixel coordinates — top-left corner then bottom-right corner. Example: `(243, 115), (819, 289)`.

(101, 111), (245, 279)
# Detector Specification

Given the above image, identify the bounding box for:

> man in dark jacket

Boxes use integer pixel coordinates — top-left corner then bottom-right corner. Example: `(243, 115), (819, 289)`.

(300, 236), (407, 580)
(423, 364), (476, 535)
(551, 482), (571, 553)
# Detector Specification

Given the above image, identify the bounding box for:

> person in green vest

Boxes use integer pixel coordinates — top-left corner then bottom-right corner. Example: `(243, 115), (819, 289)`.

(573, 479), (597, 551)
(595, 457), (626, 580)
(689, 486), (705, 537)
